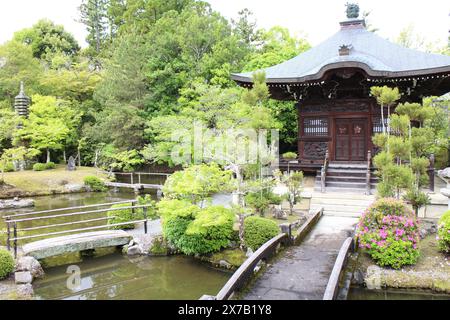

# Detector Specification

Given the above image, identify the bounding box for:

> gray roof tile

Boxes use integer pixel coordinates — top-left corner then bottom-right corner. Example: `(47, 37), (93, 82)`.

(232, 23), (450, 83)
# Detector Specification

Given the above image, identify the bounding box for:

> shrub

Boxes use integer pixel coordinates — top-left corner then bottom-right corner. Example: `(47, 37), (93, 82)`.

(44, 162), (56, 170)
(33, 163), (47, 171)
(0, 248), (14, 280)
(282, 152), (298, 161)
(84, 176), (106, 192)
(244, 216), (280, 251)
(107, 203), (138, 230)
(356, 198), (420, 269)
(437, 210), (450, 253)
(158, 199), (235, 255)
(185, 206), (235, 254)
(3, 162), (14, 173)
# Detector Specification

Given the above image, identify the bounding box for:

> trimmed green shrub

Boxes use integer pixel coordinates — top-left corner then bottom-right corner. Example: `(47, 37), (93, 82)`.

(84, 176), (107, 192)
(356, 198), (420, 269)
(44, 162), (56, 170)
(185, 206), (235, 254)
(107, 203), (138, 230)
(244, 216), (280, 251)
(0, 248), (14, 280)
(158, 199), (235, 255)
(437, 210), (450, 253)
(33, 163), (47, 171)
(282, 152), (298, 161)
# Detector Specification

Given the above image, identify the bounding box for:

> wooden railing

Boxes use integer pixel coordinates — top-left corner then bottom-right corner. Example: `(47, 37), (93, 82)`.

(99, 171), (171, 185)
(365, 150), (372, 195)
(320, 150), (330, 193)
(3, 200), (153, 257)
(323, 237), (354, 300)
(211, 233), (288, 301)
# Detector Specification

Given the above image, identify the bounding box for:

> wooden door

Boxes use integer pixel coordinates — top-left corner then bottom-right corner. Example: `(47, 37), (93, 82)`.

(335, 119), (366, 161)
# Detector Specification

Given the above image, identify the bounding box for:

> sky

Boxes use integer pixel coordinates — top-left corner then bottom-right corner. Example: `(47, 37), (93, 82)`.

(0, 0), (448, 48)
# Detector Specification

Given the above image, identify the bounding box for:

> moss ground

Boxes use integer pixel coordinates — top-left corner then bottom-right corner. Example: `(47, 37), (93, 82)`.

(0, 165), (107, 198)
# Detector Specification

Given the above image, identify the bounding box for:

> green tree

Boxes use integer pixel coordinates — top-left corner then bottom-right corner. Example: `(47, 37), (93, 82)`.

(0, 41), (43, 101)
(13, 19), (80, 65)
(79, 0), (109, 56)
(370, 86), (401, 136)
(243, 26), (310, 71)
(16, 95), (78, 163)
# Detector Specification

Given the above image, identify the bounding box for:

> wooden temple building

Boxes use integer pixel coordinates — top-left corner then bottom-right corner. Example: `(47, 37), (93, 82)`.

(232, 5), (450, 192)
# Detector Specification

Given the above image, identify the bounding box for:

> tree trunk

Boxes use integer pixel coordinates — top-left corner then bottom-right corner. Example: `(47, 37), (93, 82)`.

(63, 150), (67, 163)
(46, 149), (51, 163)
(78, 149), (81, 167)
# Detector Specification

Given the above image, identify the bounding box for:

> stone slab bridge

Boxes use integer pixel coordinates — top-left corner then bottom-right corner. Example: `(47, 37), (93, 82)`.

(22, 230), (131, 260)
(3, 200), (152, 259)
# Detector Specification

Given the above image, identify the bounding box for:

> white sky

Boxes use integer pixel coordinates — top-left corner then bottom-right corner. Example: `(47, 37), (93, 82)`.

(0, 0), (449, 48)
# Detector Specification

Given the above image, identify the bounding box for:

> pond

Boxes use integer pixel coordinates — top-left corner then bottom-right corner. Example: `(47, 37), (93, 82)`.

(0, 188), (232, 300)
(33, 254), (231, 300)
(0, 190), (139, 245)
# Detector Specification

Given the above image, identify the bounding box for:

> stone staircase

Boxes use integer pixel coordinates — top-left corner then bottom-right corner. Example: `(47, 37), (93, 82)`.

(314, 162), (378, 194)
(310, 192), (376, 218)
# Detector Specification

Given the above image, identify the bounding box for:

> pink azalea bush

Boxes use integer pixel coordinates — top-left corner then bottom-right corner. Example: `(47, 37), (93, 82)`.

(356, 198), (420, 269)
(437, 210), (450, 253)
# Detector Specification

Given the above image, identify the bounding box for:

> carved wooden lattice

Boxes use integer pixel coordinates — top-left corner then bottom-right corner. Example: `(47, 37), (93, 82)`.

(303, 118), (329, 136)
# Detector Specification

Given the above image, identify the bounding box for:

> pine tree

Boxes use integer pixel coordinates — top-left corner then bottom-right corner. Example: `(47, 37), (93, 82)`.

(79, 0), (108, 55)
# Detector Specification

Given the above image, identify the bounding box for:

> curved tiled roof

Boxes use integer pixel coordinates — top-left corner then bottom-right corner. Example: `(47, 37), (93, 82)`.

(232, 20), (450, 84)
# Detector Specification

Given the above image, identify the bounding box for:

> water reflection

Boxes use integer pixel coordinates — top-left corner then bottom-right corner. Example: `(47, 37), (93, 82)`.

(34, 254), (231, 300)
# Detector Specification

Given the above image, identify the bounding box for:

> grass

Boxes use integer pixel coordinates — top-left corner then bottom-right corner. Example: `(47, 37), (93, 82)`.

(0, 165), (107, 198)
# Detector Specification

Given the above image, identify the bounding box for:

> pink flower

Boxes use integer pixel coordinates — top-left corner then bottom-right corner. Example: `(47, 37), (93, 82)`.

(395, 229), (405, 237)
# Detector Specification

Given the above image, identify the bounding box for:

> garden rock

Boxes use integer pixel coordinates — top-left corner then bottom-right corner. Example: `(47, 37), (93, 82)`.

(16, 284), (34, 299)
(246, 248), (254, 258)
(365, 265), (383, 290)
(15, 271), (33, 285)
(352, 269), (365, 286)
(219, 260), (232, 269)
(16, 256), (44, 279)
(0, 198), (34, 210)
(127, 245), (143, 256)
(131, 234), (156, 254)
(63, 184), (84, 193)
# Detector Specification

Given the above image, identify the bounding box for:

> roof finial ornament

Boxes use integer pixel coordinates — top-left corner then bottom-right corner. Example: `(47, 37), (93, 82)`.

(345, 2), (360, 19)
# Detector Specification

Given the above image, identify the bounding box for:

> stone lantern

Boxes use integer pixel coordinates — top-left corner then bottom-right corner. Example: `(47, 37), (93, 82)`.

(438, 168), (450, 209)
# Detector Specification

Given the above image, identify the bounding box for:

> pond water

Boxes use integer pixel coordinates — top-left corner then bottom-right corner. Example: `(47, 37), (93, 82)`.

(348, 287), (450, 300)
(0, 188), (232, 300)
(33, 254), (231, 300)
(0, 190), (139, 245)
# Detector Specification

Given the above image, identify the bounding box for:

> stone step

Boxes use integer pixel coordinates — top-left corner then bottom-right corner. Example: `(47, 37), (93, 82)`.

(315, 176), (378, 183)
(310, 204), (368, 214)
(328, 163), (368, 169)
(314, 187), (376, 194)
(325, 181), (376, 189)
(311, 192), (376, 201)
(310, 198), (374, 206)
